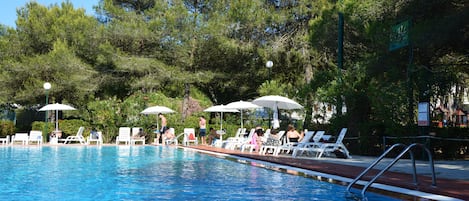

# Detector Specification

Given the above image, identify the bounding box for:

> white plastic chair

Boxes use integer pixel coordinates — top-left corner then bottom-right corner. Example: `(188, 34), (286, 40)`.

(87, 131), (103, 145)
(12, 133), (29, 145)
(0, 135), (9, 145)
(28, 130), (43, 145)
(116, 127), (131, 145)
(183, 128), (197, 146)
(131, 127), (145, 145)
(166, 128), (184, 145)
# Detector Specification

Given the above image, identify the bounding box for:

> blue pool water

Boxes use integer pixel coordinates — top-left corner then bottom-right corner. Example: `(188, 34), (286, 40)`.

(0, 146), (399, 200)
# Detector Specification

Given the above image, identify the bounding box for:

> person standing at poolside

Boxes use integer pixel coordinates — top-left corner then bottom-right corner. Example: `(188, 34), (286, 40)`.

(157, 113), (168, 145)
(199, 116), (207, 145)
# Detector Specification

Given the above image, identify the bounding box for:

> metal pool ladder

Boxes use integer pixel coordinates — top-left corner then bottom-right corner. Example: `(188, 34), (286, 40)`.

(346, 143), (437, 198)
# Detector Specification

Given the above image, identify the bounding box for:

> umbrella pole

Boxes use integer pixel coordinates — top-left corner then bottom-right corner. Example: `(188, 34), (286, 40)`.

(155, 117), (160, 144)
(220, 112), (224, 145)
(272, 102), (280, 129)
(55, 110), (59, 131)
(156, 117), (159, 132)
(241, 110), (243, 129)
(220, 112), (223, 130)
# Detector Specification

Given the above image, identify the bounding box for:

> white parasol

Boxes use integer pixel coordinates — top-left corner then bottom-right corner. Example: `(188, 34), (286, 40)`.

(225, 101), (260, 128)
(141, 106), (175, 114)
(252, 95), (303, 129)
(39, 103), (76, 131)
(204, 105), (239, 130)
(140, 106), (175, 131)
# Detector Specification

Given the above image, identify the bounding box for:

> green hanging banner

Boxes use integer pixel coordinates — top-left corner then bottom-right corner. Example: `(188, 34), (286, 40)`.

(389, 20), (410, 51)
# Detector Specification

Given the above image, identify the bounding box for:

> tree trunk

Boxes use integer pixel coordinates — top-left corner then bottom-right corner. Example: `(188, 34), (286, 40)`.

(303, 46), (314, 129)
(182, 82), (190, 122)
(181, 0), (198, 122)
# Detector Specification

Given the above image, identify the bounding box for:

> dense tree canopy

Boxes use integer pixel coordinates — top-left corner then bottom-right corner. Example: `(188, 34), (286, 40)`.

(0, 0), (467, 144)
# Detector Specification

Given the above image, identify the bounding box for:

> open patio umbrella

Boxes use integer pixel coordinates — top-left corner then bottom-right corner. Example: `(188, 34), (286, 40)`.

(252, 95), (303, 129)
(225, 101), (260, 128)
(141, 106), (175, 115)
(204, 105), (239, 130)
(39, 103), (76, 131)
(140, 106), (175, 131)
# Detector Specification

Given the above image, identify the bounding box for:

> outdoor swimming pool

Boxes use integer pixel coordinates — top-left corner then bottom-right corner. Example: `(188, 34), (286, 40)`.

(0, 146), (399, 200)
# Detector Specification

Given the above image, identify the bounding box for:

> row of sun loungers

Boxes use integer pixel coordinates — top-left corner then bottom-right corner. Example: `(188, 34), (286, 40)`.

(1, 126), (351, 159)
(0, 126), (102, 146)
(0, 131), (44, 145)
(115, 127), (196, 146)
(116, 127), (146, 145)
(1, 126), (192, 146)
(2, 126), (145, 146)
(291, 128), (350, 158)
(221, 127), (351, 159)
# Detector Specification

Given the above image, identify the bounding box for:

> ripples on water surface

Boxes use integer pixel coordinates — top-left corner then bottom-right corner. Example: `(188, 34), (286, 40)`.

(0, 146), (398, 201)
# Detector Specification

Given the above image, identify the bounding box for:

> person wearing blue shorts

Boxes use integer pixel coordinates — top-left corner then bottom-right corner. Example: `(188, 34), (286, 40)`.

(199, 115), (207, 145)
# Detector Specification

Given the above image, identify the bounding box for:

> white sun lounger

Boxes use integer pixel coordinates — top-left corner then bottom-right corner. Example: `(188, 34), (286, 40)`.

(12, 133), (29, 145)
(63, 127), (86, 144)
(28, 130), (43, 145)
(116, 127), (131, 145)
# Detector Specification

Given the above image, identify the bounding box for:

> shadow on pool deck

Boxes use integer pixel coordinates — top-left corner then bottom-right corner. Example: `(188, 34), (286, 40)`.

(185, 145), (469, 200)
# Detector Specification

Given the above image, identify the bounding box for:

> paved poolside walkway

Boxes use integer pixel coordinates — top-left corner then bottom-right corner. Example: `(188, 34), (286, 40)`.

(186, 145), (469, 200)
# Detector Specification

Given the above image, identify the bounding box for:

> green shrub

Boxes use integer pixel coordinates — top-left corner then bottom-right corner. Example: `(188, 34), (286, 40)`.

(59, 119), (90, 138)
(0, 120), (15, 137)
(31, 121), (53, 141)
(82, 91), (213, 143)
(32, 119), (89, 141)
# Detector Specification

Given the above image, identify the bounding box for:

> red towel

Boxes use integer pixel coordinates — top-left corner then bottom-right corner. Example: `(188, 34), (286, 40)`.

(188, 133), (196, 140)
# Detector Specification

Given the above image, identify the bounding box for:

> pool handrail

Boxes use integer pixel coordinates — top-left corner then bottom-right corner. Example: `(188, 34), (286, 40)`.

(347, 143), (437, 198)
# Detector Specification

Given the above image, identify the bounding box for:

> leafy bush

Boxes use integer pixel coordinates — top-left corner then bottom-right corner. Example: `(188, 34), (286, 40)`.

(85, 97), (122, 143)
(59, 119), (90, 138)
(0, 120), (15, 137)
(31, 121), (53, 141)
(81, 91), (214, 143)
(32, 119), (89, 141)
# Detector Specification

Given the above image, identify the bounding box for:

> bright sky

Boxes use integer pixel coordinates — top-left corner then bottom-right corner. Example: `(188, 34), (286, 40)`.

(0, 0), (99, 28)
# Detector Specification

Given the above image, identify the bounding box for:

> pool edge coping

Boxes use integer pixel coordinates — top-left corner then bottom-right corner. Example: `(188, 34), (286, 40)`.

(182, 146), (463, 201)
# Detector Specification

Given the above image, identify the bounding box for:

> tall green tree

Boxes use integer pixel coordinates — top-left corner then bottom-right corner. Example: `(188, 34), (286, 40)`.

(0, 2), (100, 107)
(307, 0), (468, 141)
(0, 0), (467, 146)
(16, 2), (101, 61)
(0, 40), (96, 106)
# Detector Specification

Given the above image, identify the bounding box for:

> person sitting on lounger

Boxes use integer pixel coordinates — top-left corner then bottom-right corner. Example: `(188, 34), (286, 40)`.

(264, 129), (281, 146)
(250, 126), (264, 152)
(133, 128), (146, 139)
(286, 124), (303, 143)
(207, 127), (220, 145)
(90, 128), (99, 139)
(162, 128), (175, 145)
